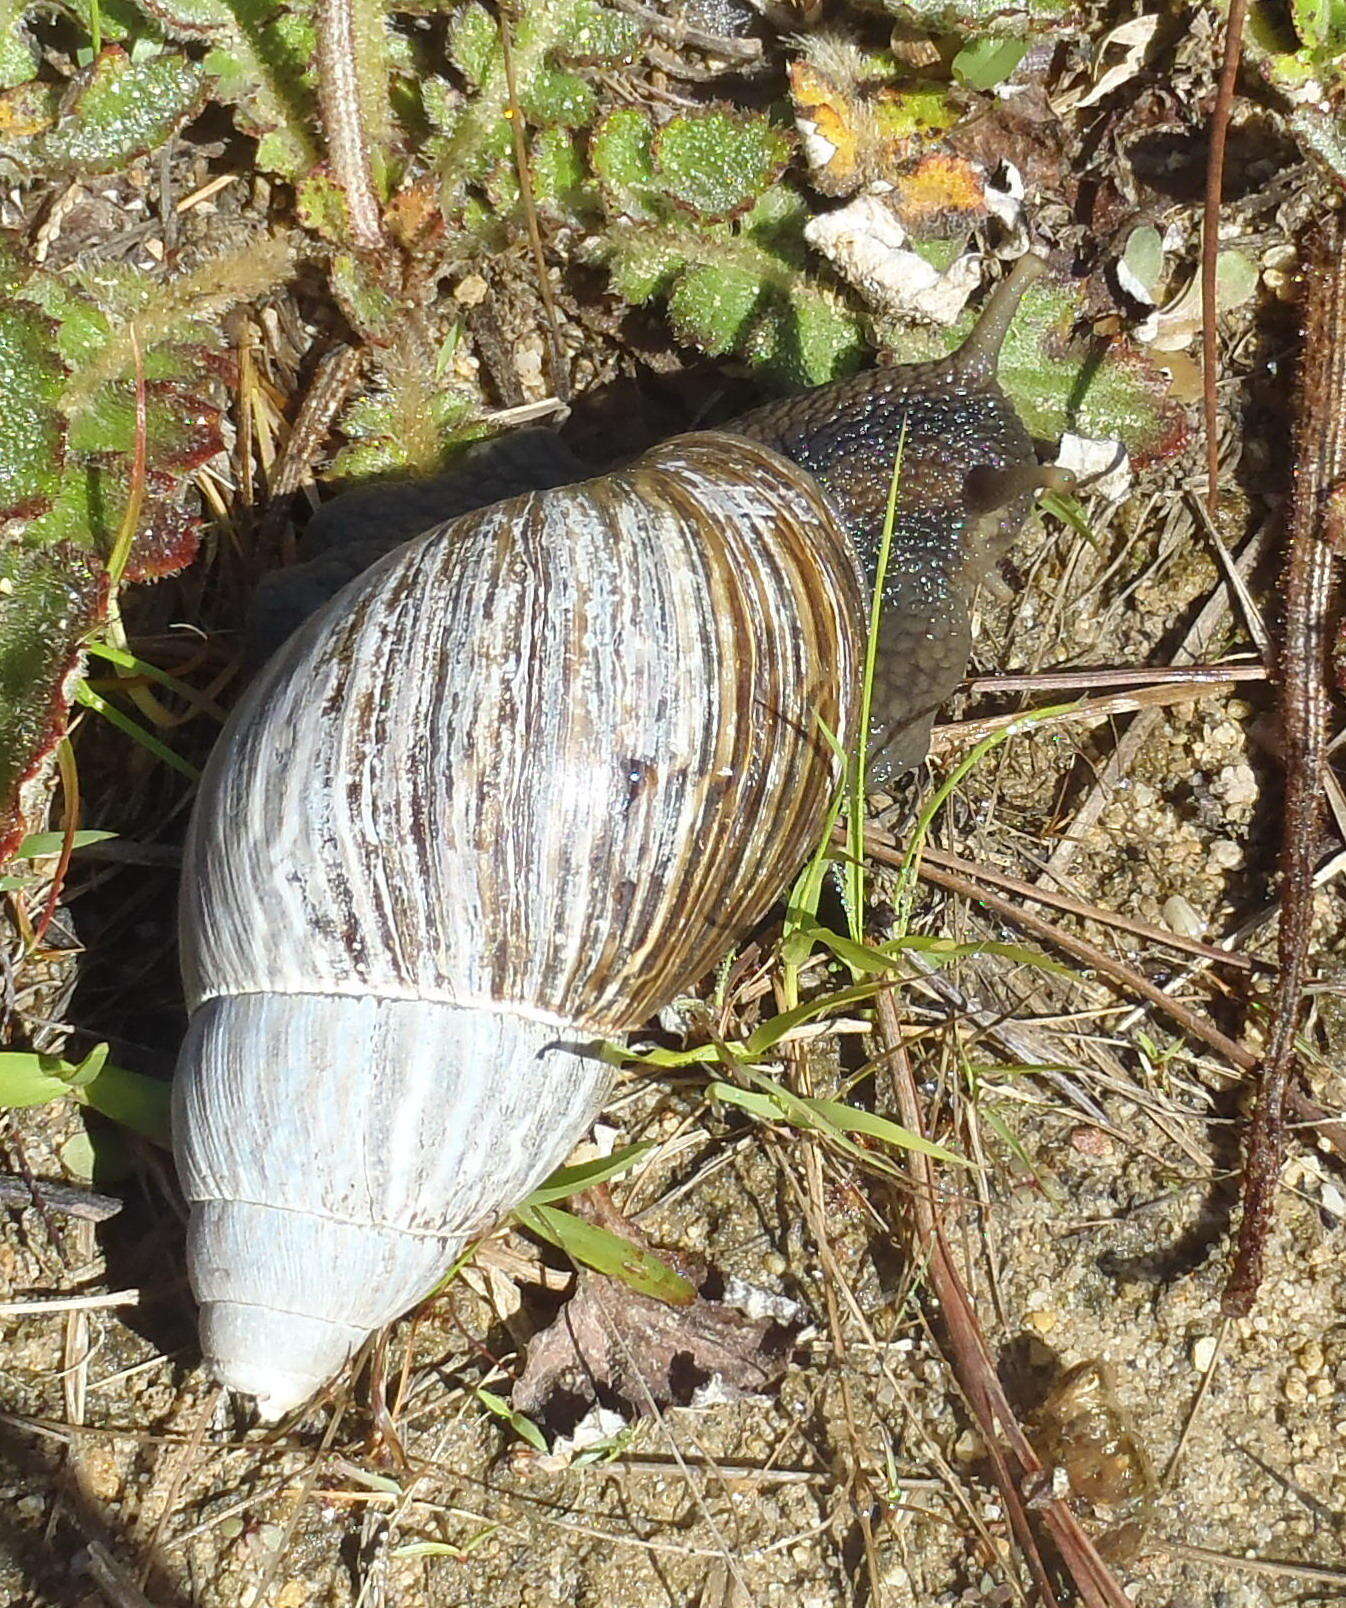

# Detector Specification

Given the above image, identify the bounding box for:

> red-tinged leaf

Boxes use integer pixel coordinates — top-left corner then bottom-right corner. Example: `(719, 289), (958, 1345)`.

(0, 543), (104, 862)
(122, 493), (202, 581)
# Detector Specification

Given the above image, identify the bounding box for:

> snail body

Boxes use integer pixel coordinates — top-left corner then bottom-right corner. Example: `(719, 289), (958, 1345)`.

(176, 257), (1059, 1416)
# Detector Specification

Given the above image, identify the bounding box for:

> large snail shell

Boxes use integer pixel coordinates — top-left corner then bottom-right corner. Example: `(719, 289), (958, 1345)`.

(174, 433), (864, 1417)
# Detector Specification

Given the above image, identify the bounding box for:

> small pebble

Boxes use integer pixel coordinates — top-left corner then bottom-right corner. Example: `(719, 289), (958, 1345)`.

(1214, 763), (1258, 808)
(1162, 893), (1204, 938)
(1297, 1340), (1325, 1376)
(1024, 1308), (1058, 1337)
(1283, 1373), (1309, 1404)
(1207, 838), (1244, 871)
(1069, 1125), (1115, 1161)
(1191, 1335), (1218, 1373)
(454, 273), (489, 306)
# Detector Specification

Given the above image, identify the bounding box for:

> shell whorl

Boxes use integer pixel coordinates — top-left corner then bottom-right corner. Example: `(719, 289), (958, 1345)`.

(174, 994), (612, 1417)
(175, 432), (864, 1413)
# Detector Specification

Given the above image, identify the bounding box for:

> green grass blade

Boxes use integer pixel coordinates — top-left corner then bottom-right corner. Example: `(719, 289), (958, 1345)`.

(74, 682), (200, 781)
(524, 1143), (653, 1205)
(844, 431), (905, 954)
(84, 640), (207, 704)
(14, 830), (116, 858)
(513, 1202), (695, 1304)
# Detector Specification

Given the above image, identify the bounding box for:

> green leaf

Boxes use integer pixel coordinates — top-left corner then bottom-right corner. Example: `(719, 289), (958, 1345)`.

(60, 1125), (134, 1185)
(514, 1202), (695, 1304)
(14, 829), (116, 857)
(708, 1074), (966, 1168)
(805, 1097), (964, 1164)
(448, 1), (497, 84)
(531, 127), (596, 221)
(474, 1387), (549, 1452)
(1119, 224), (1164, 302)
(34, 47), (204, 173)
(0, 1), (38, 91)
(328, 361), (477, 479)
(789, 919), (902, 978)
(0, 1051), (79, 1108)
(187, 0), (318, 178)
(740, 182), (809, 256)
(525, 1143), (653, 1206)
(74, 1058), (171, 1141)
(0, 545), (102, 861)
(668, 261), (766, 356)
(521, 62), (595, 127)
(0, 1044), (167, 1143)
(951, 35), (1029, 89)
(329, 253), (399, 343)
(61, 0), (143, 41)
(559, 0), (644, 64)
(1291, 0), (1340, 53)
(741, 982), (885, 1056)
(606, 229), (686, 303)
(590, 107), (660, 218)
(0, 299), (66, 519)
(653, 108), (791, 221)
(295, 171), (353, 245)
(743, 285), (864, 387)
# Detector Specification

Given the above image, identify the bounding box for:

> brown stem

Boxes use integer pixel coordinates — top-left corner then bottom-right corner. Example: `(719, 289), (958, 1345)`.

(498, 3), (570, 405)
(874, 990), (1132, 1608)
(1223, 217), (1343, 1315)
(1202, 0), (1247, 514)
(315, 0), (384, 252)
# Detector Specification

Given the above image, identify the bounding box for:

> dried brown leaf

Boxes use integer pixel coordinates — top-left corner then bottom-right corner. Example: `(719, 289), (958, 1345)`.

(513, 1268), (796, 1422)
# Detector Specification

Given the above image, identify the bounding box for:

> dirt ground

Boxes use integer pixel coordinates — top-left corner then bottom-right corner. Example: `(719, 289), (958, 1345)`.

(3, 4), (1346, 1607)
(4, 440), (1345, 1606)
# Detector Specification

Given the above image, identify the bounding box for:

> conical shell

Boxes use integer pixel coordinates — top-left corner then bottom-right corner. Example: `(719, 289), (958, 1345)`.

(174, 432), (864, 1413)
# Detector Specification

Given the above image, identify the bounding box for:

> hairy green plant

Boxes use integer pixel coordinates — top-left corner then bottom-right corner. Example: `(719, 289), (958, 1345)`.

(0, 236), (291, 855)
(588, 104), (865, 386)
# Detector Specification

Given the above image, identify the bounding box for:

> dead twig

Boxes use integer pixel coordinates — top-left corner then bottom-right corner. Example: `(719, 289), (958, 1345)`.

(1224, 216), (1343, 1314)
(963, 661), (1265, 696)
(930, 678), (1237, 754)
(1203, 0), (1248, 514)
(873, 989), (1132, 1608)
(0, 1175), (122, 1223)
(911, 840), (1257, 974)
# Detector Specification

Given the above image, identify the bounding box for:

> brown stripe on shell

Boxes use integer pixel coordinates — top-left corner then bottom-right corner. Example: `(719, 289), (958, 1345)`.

(180, 433), (864, 1033)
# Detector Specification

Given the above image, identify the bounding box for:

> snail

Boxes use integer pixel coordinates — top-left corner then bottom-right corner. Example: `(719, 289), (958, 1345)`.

(174, 253), (1065, 1417)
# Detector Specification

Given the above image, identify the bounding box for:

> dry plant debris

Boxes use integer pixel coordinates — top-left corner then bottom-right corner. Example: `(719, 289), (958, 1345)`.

(512, 1260), (797, 1425)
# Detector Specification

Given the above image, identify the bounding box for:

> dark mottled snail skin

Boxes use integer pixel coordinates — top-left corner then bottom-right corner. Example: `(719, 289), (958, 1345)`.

(253, 255), (1062, 769)
(729, 253), (1062, 770)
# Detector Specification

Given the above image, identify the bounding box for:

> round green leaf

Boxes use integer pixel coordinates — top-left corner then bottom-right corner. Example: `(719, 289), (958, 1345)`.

(653, 108), (791, 221)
